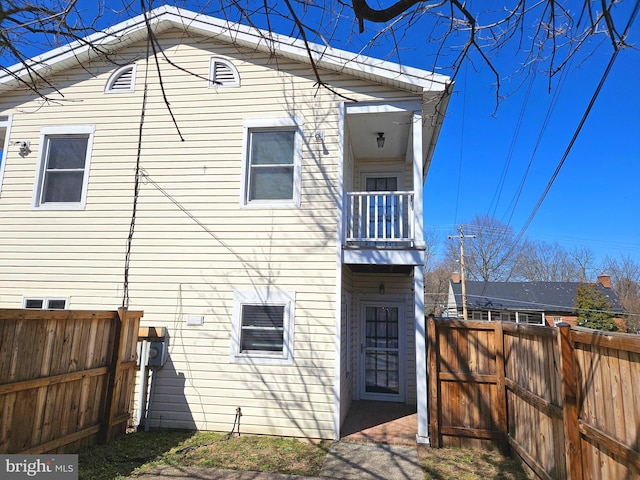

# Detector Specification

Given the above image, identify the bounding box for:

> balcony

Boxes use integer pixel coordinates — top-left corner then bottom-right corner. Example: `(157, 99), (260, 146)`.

(343, 191), (422, 271)
(345, 191), (415, 246)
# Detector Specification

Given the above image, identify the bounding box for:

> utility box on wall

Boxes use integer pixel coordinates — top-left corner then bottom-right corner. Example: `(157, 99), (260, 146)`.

(148, 341), (168, 367)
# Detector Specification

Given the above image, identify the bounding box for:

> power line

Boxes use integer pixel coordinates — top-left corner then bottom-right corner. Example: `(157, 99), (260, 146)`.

(514, 3), (640, 244)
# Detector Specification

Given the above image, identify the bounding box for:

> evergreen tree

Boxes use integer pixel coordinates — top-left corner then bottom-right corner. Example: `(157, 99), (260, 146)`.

(574, 283), (619, 332)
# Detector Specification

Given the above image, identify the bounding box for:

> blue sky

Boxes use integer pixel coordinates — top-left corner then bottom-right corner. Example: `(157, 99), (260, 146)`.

(4, 1), (638, 265)
(423, 11), (640, 265)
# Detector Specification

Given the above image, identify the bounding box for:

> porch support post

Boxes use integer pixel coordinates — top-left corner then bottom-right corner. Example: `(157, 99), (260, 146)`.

(412, 110), (429, 443)
(412, 111), (423, 248)
(414, 265), (429, 444)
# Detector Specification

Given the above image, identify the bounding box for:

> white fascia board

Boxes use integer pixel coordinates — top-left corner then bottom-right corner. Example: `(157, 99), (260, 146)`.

(0, 6), (173, 91)
(167, 7), (450, 92)
(0, 5), (450, 95)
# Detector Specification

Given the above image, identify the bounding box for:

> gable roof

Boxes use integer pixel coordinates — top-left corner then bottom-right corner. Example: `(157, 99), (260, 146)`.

(450, 281), (624, 314)
(0, 5), (451, 95)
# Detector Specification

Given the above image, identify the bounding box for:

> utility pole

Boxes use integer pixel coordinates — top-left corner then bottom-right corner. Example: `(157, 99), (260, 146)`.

(449, 226), (476, 320)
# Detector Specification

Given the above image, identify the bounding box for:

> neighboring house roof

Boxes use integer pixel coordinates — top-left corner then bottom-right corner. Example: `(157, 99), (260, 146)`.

(450, 281), (624, 314)
(0, 5), (451, 95)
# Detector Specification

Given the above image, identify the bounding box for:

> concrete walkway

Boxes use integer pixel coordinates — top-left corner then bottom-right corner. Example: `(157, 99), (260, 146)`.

(134, 442), (423, 480)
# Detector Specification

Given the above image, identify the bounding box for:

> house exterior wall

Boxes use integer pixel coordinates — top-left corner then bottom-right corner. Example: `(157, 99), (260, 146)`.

(0, 30), (425, 438)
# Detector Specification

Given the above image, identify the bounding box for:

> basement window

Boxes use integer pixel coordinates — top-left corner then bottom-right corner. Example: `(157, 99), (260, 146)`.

(209, 58), (240, 88)
(24, 297), (68, 309)
(230, 290), (295, 365)
(105, 64), (136, 93)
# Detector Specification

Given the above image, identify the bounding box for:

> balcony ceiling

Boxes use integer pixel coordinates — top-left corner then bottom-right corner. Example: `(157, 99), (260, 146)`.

(347, 111), (413, 160)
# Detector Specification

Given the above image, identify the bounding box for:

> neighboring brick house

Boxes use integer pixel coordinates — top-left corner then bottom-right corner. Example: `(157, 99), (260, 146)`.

(443, 274), (624, 327)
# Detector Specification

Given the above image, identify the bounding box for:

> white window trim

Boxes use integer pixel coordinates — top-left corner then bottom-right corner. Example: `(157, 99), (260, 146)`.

(230, 289), (295, 365)
(32, 125), (96, 210)
(240, 116), (303, 209)
(0, 115), (13, 196)
(360, 169), (404, 192)
(104, 64), (136, 93)
(515, 311), (545, 325)
(209, 58), (240, 88)
(23, 297), (68, 309)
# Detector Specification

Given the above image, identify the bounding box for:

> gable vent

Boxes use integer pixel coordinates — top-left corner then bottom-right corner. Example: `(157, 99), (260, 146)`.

(105, 65), (136, 93)
(209, 58), (240, 88)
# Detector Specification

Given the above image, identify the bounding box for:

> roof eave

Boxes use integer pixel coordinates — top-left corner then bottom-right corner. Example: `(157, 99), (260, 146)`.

(0, 5), (450, 95)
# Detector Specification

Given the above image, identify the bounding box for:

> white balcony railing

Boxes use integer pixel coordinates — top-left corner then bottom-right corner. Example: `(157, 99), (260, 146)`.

(345, 191), (415, 246)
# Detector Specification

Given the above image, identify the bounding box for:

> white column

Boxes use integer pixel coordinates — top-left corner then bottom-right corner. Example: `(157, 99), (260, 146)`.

(412, 111), (429, 443)
(414, 265), (429, 443)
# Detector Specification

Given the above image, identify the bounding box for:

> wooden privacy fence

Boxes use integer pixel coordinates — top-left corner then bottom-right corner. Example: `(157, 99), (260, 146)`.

(427, 316), (640, 480)
(0, 308), (142, 453)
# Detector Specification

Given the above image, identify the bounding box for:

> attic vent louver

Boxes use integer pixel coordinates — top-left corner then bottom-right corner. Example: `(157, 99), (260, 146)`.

(209, 58), (240, 88)
(105, 65), (136, 93)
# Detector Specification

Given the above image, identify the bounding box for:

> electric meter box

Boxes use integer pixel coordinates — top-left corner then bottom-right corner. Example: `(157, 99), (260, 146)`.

(148, 341), (168, 367)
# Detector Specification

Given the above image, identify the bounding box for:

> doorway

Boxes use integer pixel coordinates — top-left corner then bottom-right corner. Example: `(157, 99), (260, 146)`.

(358, 301), (406, 402)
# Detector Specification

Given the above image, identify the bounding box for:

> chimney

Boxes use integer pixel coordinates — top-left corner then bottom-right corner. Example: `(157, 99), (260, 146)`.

(451, 272), (461, 284)
(597, 274), (611, 289)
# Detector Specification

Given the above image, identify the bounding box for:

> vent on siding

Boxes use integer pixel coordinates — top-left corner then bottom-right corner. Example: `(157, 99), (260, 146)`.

(105, 65), (136, 93)
(209, 58), (240, 88)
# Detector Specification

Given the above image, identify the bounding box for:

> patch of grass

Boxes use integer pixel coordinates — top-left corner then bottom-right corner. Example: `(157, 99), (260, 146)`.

(419, 446), (530, 480)
(78, 430), (194, 480)
(78, 430), (329, 480)
(79, 431), (531, 480)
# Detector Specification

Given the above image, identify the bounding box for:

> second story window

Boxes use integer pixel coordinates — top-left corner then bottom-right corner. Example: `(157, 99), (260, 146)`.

(0, 115), (11, 195)
(33, 126), (95, 209)
(241, 118), (302, 208)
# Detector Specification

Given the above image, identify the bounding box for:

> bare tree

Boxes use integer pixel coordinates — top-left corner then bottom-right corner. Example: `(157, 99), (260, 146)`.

(445, 215), (525, 282)
(1, 1), (633, 102)
(424, 261), (453, 315)
(602, 254), (640, 333)
(517, 241), (578, 282)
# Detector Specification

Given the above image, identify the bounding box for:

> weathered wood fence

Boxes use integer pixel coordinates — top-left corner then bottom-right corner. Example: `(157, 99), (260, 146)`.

(428, 316), (640, 480)
(0, 308), (142, 453)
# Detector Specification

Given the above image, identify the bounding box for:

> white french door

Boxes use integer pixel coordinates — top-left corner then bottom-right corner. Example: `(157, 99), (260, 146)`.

(358, 301), (405, 402)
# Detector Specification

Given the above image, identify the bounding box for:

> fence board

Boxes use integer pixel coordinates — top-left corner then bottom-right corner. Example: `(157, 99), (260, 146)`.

(0, 308), (142, 454)
(429, 317), (640, 480)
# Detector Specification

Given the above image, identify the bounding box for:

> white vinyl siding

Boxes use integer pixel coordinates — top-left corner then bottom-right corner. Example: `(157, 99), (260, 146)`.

(32, 126), (95, 210)
(209, 58), (240, 87)
(105, 64), (136, 93)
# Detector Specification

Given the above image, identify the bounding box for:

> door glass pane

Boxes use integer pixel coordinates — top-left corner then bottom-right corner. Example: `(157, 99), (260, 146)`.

(364, 306), (400, 395)
(365, 177), (398, 239)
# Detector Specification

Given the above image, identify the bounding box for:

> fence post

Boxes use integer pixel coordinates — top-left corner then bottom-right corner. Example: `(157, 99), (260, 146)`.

(557, 323), (583, 480)
(494, 321), (509, 455)
(427, 315), (441, 447)
(101, 308), (126, 443)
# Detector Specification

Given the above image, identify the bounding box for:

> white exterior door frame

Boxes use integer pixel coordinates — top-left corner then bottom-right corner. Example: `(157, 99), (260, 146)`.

(357, 297), (406, 402)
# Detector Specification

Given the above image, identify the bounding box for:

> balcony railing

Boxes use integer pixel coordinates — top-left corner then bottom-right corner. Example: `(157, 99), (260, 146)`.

(345, 191), (415, 246)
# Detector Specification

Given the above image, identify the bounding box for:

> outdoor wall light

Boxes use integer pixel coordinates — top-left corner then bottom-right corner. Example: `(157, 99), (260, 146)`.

(379, 283), (385, 295)
(16, 140), (31, 156)
(376, 132), (385, 148)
